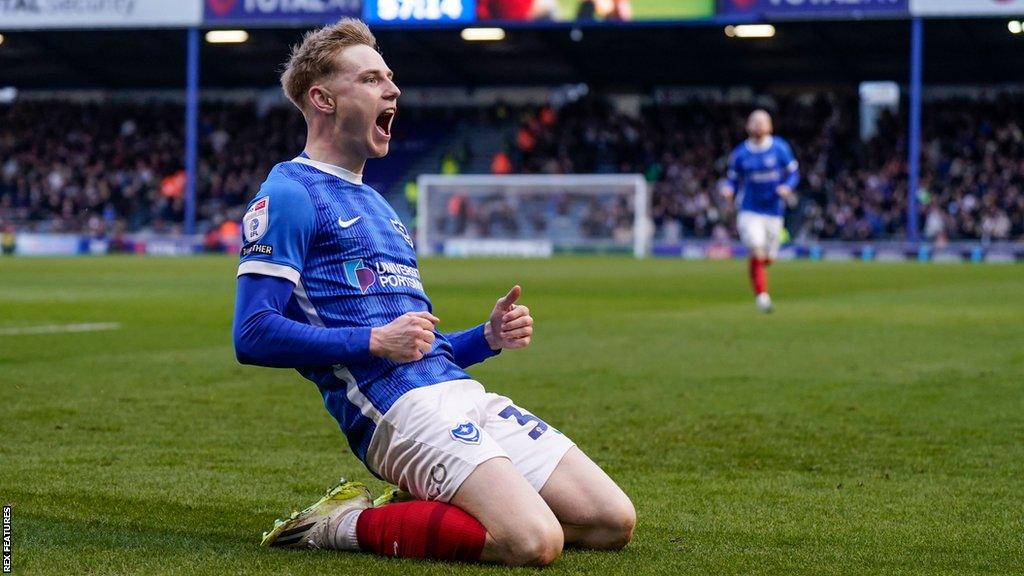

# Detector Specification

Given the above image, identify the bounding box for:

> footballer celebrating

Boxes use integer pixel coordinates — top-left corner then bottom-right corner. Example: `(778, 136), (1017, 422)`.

(722, 109), (800, 313)
(232, 19), (634, 567)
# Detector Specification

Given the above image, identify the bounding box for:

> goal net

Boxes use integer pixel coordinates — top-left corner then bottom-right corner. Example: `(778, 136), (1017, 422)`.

(416, 174), (650, 258)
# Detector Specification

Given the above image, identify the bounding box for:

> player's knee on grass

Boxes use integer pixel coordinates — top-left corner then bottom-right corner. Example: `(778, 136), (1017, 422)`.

(594, 496), (636, 550)
(570, 489), (636, 551)
(500, 516), (564, 567)
(451, 456), (565, 565)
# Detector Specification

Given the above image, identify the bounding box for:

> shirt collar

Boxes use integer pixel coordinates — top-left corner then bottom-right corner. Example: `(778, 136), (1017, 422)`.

(291, 153), (363, 185)
(744, 136), (774, 153)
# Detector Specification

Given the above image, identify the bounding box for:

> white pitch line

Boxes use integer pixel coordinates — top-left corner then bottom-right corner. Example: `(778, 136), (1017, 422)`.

(0, 322), (122, 336)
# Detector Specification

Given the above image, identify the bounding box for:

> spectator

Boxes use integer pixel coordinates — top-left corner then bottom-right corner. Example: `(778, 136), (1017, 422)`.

(491, 149), (512, 175)
(4, 92), (1024, 244)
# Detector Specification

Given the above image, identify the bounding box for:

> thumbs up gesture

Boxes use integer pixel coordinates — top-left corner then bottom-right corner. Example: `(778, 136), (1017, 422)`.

(484, 285), (533, 351)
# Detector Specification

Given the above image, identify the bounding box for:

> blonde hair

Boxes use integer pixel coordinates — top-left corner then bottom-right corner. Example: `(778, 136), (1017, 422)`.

(280, 18), (378, 111)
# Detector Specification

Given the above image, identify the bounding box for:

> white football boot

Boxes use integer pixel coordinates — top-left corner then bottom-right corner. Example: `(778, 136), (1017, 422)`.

(261, 479), (372, 549)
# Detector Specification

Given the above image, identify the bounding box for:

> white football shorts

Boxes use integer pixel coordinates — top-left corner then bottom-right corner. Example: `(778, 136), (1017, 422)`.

(364, 379), (575, 503)
(737, 210), (784, 259)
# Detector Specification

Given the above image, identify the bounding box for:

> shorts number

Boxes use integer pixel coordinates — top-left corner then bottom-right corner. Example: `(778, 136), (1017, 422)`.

(498, 405), (548, 440)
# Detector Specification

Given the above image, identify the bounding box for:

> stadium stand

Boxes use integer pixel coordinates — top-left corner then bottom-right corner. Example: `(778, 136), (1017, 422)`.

(3, 92), (1023, 243)
(483, 93), (1024, 243)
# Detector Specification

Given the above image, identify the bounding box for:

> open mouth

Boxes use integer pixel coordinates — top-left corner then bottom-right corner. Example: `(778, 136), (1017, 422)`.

(376, 108), (396, 138)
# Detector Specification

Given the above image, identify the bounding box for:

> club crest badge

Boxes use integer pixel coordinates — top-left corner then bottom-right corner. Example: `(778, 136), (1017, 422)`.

(391, 218), (414, 248)
(449, 422), (481, 445)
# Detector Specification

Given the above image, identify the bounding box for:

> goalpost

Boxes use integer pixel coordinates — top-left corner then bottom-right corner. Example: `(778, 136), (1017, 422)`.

(416, 174), (651, 258)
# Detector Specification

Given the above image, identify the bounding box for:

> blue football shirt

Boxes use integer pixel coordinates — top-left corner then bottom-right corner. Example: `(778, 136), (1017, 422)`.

(727, 136), (799, 217)
(237, 154), (472, 462)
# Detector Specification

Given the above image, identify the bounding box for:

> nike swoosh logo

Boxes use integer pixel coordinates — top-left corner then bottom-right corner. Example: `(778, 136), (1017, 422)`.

(337, 216), (361, 229)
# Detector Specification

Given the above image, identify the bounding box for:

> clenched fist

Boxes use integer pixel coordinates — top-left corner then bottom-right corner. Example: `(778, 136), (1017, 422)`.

(484, 285), (533, 351)
(370, 311), (440, 363)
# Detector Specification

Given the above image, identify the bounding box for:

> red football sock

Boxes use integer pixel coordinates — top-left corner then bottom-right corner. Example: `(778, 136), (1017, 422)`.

(749, 257), (768, 295)
(356, 501), (486, 562)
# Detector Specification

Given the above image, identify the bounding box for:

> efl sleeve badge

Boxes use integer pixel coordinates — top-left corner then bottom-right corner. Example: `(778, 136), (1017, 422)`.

(243, 197), (269, 243)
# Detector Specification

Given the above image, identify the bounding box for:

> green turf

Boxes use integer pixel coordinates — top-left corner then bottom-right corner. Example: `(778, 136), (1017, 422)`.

(556, 0), (713, 21)
(1, 256), (1022, 575)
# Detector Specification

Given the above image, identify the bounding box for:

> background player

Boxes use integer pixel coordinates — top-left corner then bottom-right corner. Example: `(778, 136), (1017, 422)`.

(232, 19), (635, 567)
(721, 109), (800, 313)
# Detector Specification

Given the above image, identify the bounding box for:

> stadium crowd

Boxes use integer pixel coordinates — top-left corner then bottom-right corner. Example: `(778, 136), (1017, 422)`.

(2, 92), (1023, 243)
(0, 99), (304, 238)
(497, 92), (1024, 243)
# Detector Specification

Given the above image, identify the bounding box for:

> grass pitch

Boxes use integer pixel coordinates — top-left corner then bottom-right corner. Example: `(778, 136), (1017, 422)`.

(1, 256), (1021, 575)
